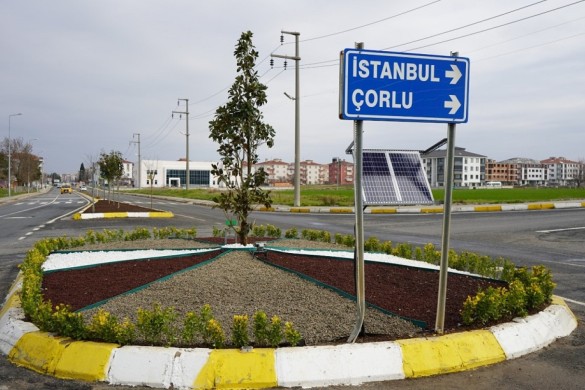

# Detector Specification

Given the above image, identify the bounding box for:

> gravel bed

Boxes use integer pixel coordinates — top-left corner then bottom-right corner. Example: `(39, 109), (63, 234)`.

(79, 239), (422, 346)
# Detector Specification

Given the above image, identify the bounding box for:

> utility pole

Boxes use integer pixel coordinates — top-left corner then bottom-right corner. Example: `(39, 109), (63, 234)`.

(271, 31), (301, 206)
(131, 133), (141, 188)
(172, 99), (189, 190)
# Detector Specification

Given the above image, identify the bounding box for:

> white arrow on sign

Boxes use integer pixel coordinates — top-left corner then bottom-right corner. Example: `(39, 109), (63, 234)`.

(444, 95), (461, 114)
(445, 64), (462, 85)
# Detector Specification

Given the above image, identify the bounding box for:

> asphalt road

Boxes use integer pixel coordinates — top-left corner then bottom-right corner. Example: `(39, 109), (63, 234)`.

(0, 189), (584, 389)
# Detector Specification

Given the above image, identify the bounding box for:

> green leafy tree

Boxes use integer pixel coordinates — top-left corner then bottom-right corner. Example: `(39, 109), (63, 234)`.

(98, 150), (124, 203)
(208, 31), (275, 245)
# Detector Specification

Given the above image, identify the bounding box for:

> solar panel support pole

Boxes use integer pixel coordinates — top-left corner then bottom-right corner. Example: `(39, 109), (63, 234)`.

(348, 42), (366, 343)
(435, 54), (458, 333)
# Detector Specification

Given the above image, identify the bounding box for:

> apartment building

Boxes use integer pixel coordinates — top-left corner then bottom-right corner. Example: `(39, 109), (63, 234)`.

(254, 159), (290, 186)
(422, 147), (486, 188)
(300, 160), (329, 185)
(486, 157), (547, 186)
(541, 157), (581, 186)
(328, 157), (354, 186)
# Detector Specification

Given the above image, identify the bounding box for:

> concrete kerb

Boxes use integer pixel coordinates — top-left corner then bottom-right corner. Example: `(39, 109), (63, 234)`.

(72, 194), (175, 220)
(0, 275), (578, 388)
(121, 191), (585, 215)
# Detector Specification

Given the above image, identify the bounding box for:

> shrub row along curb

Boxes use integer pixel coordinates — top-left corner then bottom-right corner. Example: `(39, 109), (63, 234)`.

(0, 281), (577, 389)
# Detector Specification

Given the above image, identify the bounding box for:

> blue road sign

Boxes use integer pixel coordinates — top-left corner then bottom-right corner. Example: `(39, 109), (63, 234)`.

(340, 49), (470, 123)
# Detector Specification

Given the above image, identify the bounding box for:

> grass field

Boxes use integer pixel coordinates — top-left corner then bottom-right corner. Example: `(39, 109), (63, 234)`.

(126, 185), (585, 207)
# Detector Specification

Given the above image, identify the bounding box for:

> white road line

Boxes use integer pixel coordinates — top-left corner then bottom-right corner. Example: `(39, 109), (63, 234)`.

(537, 226), (585, 233)
(557, 296), (585, 307)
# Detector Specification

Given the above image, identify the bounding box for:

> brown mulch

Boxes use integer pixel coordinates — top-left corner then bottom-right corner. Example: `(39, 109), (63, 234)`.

(261, 251), (507, 330)
(42, 250), (222, 311)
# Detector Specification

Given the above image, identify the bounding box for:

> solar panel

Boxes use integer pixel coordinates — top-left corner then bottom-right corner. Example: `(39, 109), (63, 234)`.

(361, 150), (434, 206)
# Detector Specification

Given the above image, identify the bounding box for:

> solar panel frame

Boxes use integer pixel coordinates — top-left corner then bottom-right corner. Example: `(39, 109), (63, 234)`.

(360, 149), (434, 206)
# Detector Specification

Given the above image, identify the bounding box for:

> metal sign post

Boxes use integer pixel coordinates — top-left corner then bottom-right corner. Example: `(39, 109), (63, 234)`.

(435, 51), (460, 334)
(347, 42), (366, 344)
(435, 122), (456, 333)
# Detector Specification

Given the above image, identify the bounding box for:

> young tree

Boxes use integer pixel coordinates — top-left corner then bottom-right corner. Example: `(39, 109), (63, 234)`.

(98, 150), (124, 204)
(209, 31), (275, 245)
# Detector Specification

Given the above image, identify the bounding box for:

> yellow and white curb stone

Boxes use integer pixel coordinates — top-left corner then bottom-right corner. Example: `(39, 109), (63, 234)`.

(0, 274), (577, 389)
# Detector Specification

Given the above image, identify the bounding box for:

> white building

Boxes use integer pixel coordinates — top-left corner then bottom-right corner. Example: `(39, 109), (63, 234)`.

(541, 157), (581, 187)
(135, 159), (218, 188)
(422, 147), (486, 188)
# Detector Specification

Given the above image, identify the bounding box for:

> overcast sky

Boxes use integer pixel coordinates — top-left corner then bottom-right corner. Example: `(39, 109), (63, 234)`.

(2, 0), (584, 174)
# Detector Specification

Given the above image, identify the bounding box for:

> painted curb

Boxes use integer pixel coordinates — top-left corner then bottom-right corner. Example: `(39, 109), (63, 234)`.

(73, 211), (174, 219)
(249, 200), (585, 214)
(0, 280), (577, 389)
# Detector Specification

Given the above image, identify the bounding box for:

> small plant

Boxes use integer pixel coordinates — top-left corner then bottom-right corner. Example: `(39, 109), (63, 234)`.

(253, 310), (269, 347)
(301, 229), (331, 243)
(124, 227), (151, 241)
(87, 309), (135, 345)
(251, 224), (266, 237)
(206, 319), (225, 348)
(268, 315), (283, 347)
(231, 315), (250, 348)
(212, 226), (225, 238)
(364, 236), (381, 252)
(284, 227), (298, 239)
(265, 224), (281, 238)
(284, 321), (302, 346)
(136, 303), (177, 346)
(50, 304), (87, 339)
(392, 242), (413, 259)
(342, 234), (355, 247)
(182, 304), (214, 345)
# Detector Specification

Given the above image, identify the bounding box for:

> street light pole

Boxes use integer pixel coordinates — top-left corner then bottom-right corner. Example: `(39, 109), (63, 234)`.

(8, 113), (22, 197)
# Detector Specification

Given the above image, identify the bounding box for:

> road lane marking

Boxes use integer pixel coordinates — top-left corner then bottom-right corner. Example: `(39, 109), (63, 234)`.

(536, 226), (585, 233)
(556, 296), (585, 307)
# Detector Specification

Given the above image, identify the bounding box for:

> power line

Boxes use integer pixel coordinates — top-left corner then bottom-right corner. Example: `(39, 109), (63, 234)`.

(466, 15), (585, 54)
(405, 0), (585, 52)
(299, 0), (584, 69)
(381, 0), (549, 50)
(476, 31), (585, 62)
(301, 0), (442, 42)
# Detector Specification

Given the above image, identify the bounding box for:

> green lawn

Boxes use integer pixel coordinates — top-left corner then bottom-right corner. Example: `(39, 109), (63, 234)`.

(124, 185), (585, 207)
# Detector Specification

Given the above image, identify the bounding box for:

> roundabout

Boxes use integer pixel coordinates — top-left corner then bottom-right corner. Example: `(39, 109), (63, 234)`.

(0, 235), (578, 389)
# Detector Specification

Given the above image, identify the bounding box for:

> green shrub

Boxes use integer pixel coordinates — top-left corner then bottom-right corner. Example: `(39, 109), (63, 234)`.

(231, 315), (250, 348)
(136, 303), (177, 346)
(265, 224), (281, 238)
(268, 315), (283, 347)
(253, 310), (270, 347)
(392, 243), (413, 259)
(284, 227), (298, 239)
(87, 308), (135, 345)
(212, 226), (225, 238)
(251, 224), (266, 237)
(364, 237), (381, 252)
(284, 321), (302, 346)
(124, 227), (151, 241)
(205, 319), (225, 348)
